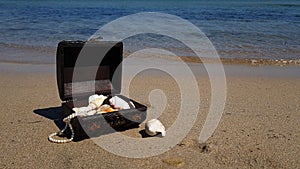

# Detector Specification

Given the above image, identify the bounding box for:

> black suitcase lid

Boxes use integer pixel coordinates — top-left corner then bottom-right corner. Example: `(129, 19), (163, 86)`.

(56, 40), (123, 101)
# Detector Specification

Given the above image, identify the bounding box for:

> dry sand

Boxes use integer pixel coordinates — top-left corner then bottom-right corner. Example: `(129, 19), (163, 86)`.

(0, 60), (300, 168)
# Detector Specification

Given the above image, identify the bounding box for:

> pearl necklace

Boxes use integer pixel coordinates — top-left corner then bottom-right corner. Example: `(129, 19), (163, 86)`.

(48, 112), (77, 143)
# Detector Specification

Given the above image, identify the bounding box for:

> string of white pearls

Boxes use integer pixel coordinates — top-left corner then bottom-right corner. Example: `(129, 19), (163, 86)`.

(48, 113), (77, 143)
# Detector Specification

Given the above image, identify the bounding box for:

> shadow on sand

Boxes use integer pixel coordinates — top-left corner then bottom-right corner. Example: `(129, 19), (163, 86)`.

(33, 106), (66, 130)
(33, 106), (79, 140)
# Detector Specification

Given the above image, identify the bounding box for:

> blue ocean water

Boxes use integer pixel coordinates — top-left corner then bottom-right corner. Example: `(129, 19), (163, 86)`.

(0, 0), (299, 63)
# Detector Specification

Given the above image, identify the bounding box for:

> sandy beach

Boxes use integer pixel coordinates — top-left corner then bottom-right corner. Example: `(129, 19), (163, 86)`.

(1, 0), (300, 168)
(0, 60), (300, 169)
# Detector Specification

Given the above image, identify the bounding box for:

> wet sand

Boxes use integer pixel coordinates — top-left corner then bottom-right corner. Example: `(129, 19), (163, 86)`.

(0, 60), (299, 168)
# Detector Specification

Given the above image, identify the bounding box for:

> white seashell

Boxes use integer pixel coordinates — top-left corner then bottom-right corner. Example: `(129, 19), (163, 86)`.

(72, 106), (90, 113)
(72, 94), (107, 115)
(130, 101), (136, 108)
(89, 95), (107, 107)
(145, 119), (166, 137)
(72, 107), (80, 113)
(86, 110), (97, 116)
(89, 94), (107, 104)
(109, 96), (130, 110)
(72, 103), (97, 114)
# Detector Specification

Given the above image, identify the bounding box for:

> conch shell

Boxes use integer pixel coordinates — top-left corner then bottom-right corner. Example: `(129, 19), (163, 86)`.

(145, 119), (166, 137)
(72, 94), (107, 114)
(89, 94), (107, 107)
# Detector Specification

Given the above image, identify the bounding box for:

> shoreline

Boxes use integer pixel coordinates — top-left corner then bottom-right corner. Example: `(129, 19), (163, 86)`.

(0, 43), (299, 67)
(1, 55), (300, 67)
(123, 51), (300, 67)
(1, 56), (299, 80)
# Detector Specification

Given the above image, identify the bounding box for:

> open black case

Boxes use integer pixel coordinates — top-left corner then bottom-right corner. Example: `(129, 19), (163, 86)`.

(56, 40), (147, 140)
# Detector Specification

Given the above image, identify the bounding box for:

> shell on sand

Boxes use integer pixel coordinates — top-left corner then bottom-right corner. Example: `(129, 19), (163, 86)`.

(145, 119), (166, 137)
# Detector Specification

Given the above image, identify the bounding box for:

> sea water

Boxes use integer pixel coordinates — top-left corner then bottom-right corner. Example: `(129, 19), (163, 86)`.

(0, 0), (299, 63)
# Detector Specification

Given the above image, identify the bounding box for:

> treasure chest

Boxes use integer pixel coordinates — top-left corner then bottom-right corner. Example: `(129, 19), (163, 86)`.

(56, 40), (147, 140)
